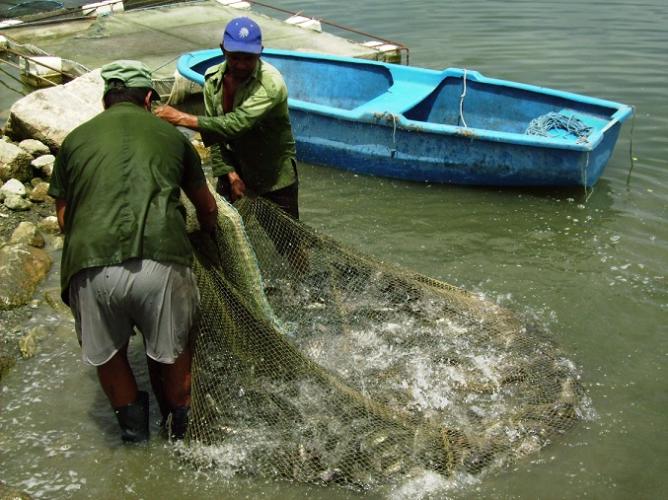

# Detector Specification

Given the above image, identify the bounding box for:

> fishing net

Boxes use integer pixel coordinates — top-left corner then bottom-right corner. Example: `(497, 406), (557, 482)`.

(180, 192), (587, 491)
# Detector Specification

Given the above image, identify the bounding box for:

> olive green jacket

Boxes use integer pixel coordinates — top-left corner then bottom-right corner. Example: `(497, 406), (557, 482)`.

(197, 59), (297, 195)
(48, 102), (206, 302)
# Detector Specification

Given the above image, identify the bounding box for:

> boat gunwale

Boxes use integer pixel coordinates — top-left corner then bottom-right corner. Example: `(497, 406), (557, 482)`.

(177, 48), (633, 153)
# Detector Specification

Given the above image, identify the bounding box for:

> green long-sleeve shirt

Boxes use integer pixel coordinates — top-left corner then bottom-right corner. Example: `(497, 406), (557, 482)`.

(197, 59), (297, 195)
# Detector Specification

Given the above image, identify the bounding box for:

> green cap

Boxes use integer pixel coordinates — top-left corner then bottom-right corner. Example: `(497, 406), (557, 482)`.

(101, 60), (158, 97)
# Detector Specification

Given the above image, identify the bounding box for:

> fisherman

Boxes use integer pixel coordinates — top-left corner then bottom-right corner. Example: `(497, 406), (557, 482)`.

(154, 16), (299, 219)
(48, 60), (218, 443)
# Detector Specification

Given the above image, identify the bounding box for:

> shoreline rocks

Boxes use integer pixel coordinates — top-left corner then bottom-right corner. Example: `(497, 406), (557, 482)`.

(0, 141), (32, 182)
(0, 69), (106, 384)
(0, 133), (61, 385)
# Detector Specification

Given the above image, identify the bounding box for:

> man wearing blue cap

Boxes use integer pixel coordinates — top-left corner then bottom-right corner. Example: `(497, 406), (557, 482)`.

(49, 60), (218, 443)
(155, 16), (299, 218)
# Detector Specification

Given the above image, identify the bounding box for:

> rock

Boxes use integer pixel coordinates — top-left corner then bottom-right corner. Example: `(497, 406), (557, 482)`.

(3, 194), (32, 211)
(0, 243), (52, 309)
(44, 288), (70, 316)
(31, 154), (55, 178)
(19, 138), (51, 157)
(28, 182), (52, 203)
(0, 481), (32, 499)
(0, 178), (26, 197)
(0, 356), (16, 382)
(18, 326), (49, 359)
(10, 221), (45, 248)
(37, 215), (60, 234)
(5, 69), (104, 150)
(51, 235), (64, 250)
(0, 141), (32, 182)
(18, 330), (37, 358)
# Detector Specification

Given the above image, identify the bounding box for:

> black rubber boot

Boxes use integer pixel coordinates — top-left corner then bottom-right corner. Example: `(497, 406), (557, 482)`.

(114, 391), (149, 443)
(167, 406), (190, 440)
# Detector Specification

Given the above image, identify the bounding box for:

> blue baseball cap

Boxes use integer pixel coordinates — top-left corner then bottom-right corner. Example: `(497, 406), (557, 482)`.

(222, 16), (262, 54)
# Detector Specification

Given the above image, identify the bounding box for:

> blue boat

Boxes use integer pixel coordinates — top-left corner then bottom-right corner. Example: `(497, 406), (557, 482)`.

(177, 49), (633, 187)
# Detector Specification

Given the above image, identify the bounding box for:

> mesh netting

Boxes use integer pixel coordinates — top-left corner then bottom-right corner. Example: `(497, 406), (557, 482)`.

(181, 192), (586, 491)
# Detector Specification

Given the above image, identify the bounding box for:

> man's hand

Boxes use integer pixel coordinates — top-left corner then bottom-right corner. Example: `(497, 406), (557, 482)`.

(154, 105), (199, 129)
(184, 184), (218, 235)
(228, 171), (246, 202)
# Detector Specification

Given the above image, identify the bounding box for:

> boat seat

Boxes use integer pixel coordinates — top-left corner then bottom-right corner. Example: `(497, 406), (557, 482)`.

(353, 81), (437, 116)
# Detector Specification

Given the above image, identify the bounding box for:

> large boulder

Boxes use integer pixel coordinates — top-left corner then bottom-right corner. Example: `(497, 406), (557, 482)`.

(5, 69), (104, 151)
(0, 242), (52, 309)
(0, 141), (32, 182)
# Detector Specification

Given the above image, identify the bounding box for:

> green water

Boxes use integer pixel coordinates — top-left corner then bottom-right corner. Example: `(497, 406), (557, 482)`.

(1, 0), (667, 498)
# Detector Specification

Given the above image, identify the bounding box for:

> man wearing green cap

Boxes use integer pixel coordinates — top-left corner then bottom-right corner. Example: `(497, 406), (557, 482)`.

(48, 60), (218, 443)
(154, 16), (299, 219)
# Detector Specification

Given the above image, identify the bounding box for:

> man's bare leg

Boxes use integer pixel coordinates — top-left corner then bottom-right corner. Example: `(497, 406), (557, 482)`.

(97, 342), (148, 442)
(146, 356), (169, 424)
(161, 345), (192, 439)
(97, 342), (137, 407)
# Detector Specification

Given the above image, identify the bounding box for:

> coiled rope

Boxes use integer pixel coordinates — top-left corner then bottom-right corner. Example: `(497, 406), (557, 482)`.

(526, 112), (592, 141)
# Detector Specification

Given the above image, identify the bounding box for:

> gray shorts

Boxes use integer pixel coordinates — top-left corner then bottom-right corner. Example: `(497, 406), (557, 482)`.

(69, 259), (200, 366)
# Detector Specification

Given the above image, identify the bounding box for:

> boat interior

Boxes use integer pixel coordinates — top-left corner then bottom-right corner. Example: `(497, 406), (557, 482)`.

(190, 51), (621, 139)
(403, 76), (616, 136)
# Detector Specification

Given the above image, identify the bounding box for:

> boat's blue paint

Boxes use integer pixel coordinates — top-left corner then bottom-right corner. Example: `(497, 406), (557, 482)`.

(178, 48), (633, 187)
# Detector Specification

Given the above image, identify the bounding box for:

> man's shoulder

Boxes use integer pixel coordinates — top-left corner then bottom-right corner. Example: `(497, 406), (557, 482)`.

(204, 62), (224, 81)
(256, 60), (287, 95)
(61, 109), (107, 147)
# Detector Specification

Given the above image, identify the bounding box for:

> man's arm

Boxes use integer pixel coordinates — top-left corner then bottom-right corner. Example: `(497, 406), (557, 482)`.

(55, 198), (67, 232)
(184, 184), (218, 234)
(155, 84), (281, 140)
(153, 105), (198, 128)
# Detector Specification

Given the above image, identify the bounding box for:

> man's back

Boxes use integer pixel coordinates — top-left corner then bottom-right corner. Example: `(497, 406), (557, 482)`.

(49, 102), (205, 294)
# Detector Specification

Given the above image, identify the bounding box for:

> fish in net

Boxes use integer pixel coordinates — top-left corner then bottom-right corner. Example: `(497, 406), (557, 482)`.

(179, 191), (588, 491)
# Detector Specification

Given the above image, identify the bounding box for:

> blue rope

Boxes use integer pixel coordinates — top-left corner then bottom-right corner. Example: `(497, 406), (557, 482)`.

(526, 112), (593, 140)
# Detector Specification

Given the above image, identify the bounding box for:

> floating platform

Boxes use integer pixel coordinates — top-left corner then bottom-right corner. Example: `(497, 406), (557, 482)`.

(0, 0), (407, 80)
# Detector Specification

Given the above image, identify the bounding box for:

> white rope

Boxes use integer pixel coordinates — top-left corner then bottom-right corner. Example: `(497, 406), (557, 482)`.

(390, 112), (398, 150)
(459, 69), (468, 128)
(626, 106), (637, 186)
(583, 151), (593, 202)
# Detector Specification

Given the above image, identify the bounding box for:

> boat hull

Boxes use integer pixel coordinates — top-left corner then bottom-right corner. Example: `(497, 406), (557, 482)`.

(292, 109), (624, 186)
(177, 49), (632, 187)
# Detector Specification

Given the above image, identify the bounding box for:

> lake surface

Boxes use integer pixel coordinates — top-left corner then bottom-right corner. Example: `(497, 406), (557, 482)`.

(1, 0), (666, 498)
